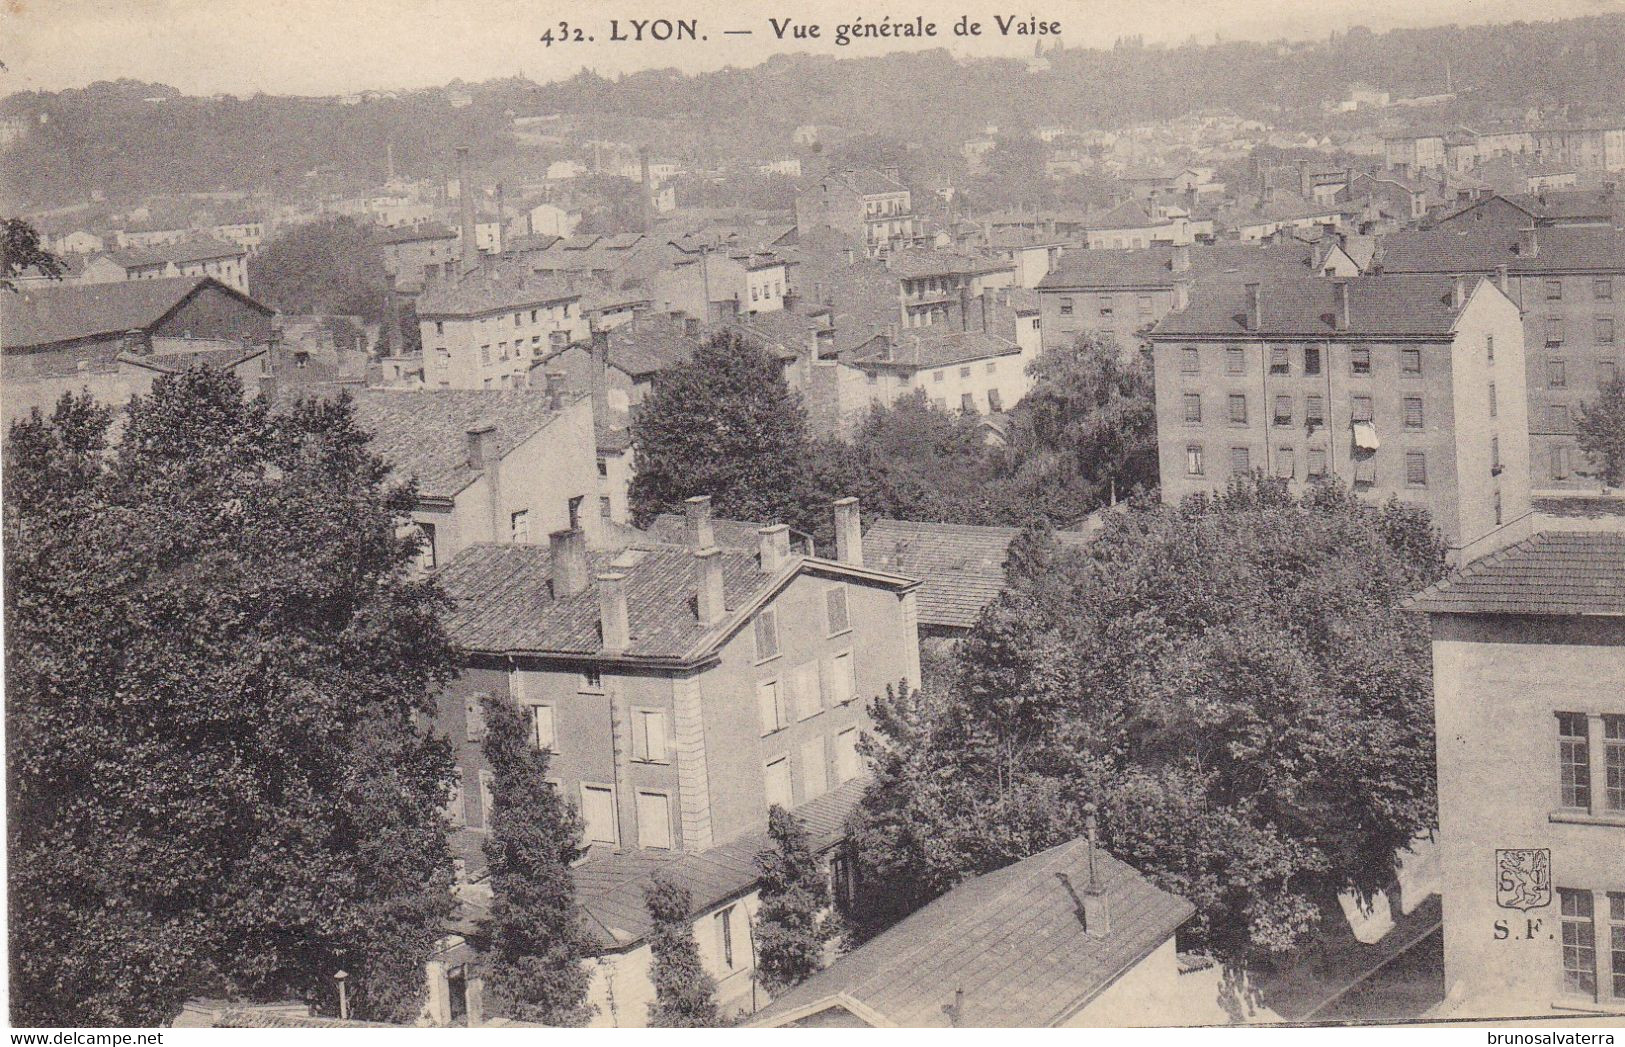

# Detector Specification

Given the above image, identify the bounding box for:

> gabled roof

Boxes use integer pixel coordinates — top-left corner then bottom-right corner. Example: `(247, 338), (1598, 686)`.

(645, 513), (812, 553)
(1407, 532), (1625, 616)
(751, 837), (1195, 1028)
(159, 236), (244, 264)
(376, 221), (458, 246)
(863, 519), (1092, 629)
(1150, 274), (1493, 340)
(436, 540), (915, 663)
(829, 168), (908, 197)
(886, 249), (1011, 280)
(415, 268), (581, 317)
(842, 328), (1021, 372)
(1082, 199), (1160, 230)
(119, 345), (266, 375)
(348, 388), (573, 499)
(1, 276), (272, 352)
(1037, 241), (1319, 291)
(1378, 225), (1625, 275)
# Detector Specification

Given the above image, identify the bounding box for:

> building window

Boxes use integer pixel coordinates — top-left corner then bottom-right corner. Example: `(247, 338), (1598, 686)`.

(1603, 361), (1621, 386)
(1226, 347), (1244, 375)
(960, 392), (976, 414)
(1183, 393), (1202, 423)
(829, 651), (855, 706)
(636, 791), (672, 849)
(1546, 279), (1563, 301)
(933, 370), (944, 383)
(1099, 296), (1114, 316)
(986, 361), (997, 374)
(1550, 360), (1568, 388)
(1181, 347), (1199, 374)
(835, 727), (861, 783)
(826, 586), (851, 635)
(435, 321), (444, 336)
(1548, 405), (1571, 433)
(754, 608), (780, 661)
(1307, 447), (1327, 477)
(764, 757), (793, 810)
(1352, 396), (1374, 423)
(1606, 716), (1625, 812)
(801, 737), (829, 799)
(1610, 893), (1625, 1001)
(1304, 395), (1325, 430)
(1229, 446), (1251, 476)
(1273, 396), (1293, 427)
(479, 770), (495, 830)
(1138, 295), (1152, 314)
(1276, 446), (1295, 479)
(509, 509), (529, 542)
(757, 680), (787, 735)
(1405, 451), (1427, 487)
(599, 495), (613, 520)
(1270, 346), (1289, 375)
(1560, 889), (1597, 999)
(1401, 349), (1421, 376)
(1599, 319), (1616, 345)
(1186, 445), (1204, 476)
(959, 366), (971, 378)
(530, 705), (556, 752)
(1559, 712), (1591, 810)
(987, 389), (1004, 413)
(1404, 397), (1424, 429)
(1491, 436), (1502, 475)
(579, 668), (603, 693)
(416, 522), (437, 571)
(1486, 334), (1494, 362)
(1494, 489), (1502, 525)
(1350, 347), (1371, 375)
(1596, 278), (1615, 301)
(1059, 297), (1073, 316)
(631, 709), (669, 763)
(1547, 318), (1565, 345)
(1228, 393), (1248, 424)
(715, 905), (738, 970)
(580, 784), (618, 846)
(1489, 382), (1498, 418)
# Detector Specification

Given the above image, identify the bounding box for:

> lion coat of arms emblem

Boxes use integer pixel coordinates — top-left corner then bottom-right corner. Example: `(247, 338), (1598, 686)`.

(1496, 848), (1552, 911)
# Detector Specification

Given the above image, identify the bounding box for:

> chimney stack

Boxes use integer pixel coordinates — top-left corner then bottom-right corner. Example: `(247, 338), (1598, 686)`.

(695, 547), (726, 625)
(466, 419), (498, 470)
(1171, 243), (1191, 273)
(1081, 804), (1110, 938)
(684, 495), (714, 550)
(1496, 263), (1510, 294)
(1451, 274), (1468, 310)
(980, 288), (991, 333)
(544, 369), (568, 408)
(958, 284), (971, 331)
(1519, 225), (1539, 258)
(550, 528), (589, 595)
(833, 497), (863, 567)
(456, 146), (477, 275)
(597, 572), (630, 651)
(468, 419), (504, 541)
(588, 325), (610, 424)
(1296, 157), (1312, 200)
(758, 524), (791, 573)
(1334, 280), (1351, 330)
(638, 145), (654, 235)
(1244, 282), (1262, 332)
(1172, 278), (1191, 313)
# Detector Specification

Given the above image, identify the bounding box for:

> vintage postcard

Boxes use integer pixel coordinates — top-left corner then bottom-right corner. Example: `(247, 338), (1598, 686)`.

(1, 0), (1623, 1035)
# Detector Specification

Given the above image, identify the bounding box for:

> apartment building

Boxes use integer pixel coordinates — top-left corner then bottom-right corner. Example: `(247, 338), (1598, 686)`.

(79, 237), (250, 294)
(886, 250), (1015, 328)
(417, 269), (587, 389)
(377, 222), (460, 289)
(1411, 532), (1625, 1019)
(1380, 223), (1625, 488)
(794, 167), (920, 257)
(1148, 274), (1532, 562)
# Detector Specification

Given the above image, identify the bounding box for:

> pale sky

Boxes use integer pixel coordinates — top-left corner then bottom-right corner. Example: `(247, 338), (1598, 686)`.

(2, 0), (1621, 97)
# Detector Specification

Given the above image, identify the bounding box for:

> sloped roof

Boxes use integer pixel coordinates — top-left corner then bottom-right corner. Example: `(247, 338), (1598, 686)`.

(752, 837), (1195, 1028)
(435, 541), (915, 662)
(1, 276), (271, 352)
(1379, 225), (1625, 275)
(645, 513), (811, 553)
(416, 268), (581, 317)
(119, 345), (266, 374)
(159, 236), (244, 263)
(843, 329), (1021, 371)
(831, 168), (908, 196)
(1407, 532), (1625, 616)
(1082, 199), (1161, 230)
(887, 249), (1011, 280)
(572, 777), (868, 950)
(376, 221), (458, 246)
(863, 519), (1092, 629)
(348, 388), (571, 499)
(1037, 241), (1318, 290)
(1150, 274), (1486, 339)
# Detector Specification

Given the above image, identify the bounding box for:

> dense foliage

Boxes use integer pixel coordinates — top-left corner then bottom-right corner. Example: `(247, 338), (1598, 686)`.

(479, 694), (596, 1025)
(642, 877), (721, 1028)
(1577, 374), (1625, 488)
(752, 806), (832, 996)
(1, 218), (64, 290)
(248, 216), (391, 325)
(5, 371), (460, 1025)
(846, 475), (1448, 963)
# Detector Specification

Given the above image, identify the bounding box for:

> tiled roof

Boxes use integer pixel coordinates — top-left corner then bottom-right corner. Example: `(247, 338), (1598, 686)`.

(1150, 274), (1485, 339)
(832, 168), (908, 197)
(376, 221), (458, 245)
(752, 837), (1195, 1028)
(1082, 199), (1160, 230)
(1, 276), (270, 352)
(1407, 532), (1625, 616)
(863, 519), (1092, 629)
(603, 315), (701, 378)
(416, 268), (581, 317)
(119, 346), (266, 374)
(572, 777), (869, 950)
(348, 388), (569, 499)
(843, 329), (1021, 371)
(159, 236), (244, 263)
(1038, 241), (1318, 290)
(887, 249), (1011, 280)
(644, 513), (809, 553)
(1379, 225), (1625, 275)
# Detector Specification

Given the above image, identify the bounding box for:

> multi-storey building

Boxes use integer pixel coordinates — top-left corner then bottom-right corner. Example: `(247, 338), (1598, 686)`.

(1149, 274), (1532, 562)
(377, 221), (461, 289)
(1380, 223), (1625, 488)
(78, 237), (250, 294)
(1411, 531), (1625, 1019)
(417, 269), (587, 389)
(886, 250), (1015, 328)
(794, 168), (920, 257)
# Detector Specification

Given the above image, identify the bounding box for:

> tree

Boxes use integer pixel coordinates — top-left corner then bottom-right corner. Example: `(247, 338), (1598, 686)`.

(478, 694), (595, 1025)
(1, 218), (65, 291)
(1577, 374), (1625, 487)
(5, 371), (459, 1025)
(846, 475), (1447, 961)
(247, 216), (390, 325)
(643, 876), (720, 1027)
(752, 806), (830, 996)
(628, 331), (810, 530)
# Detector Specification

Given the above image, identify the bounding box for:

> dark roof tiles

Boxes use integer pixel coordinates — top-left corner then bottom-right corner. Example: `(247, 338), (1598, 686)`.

(1408, 532), (1625, 616)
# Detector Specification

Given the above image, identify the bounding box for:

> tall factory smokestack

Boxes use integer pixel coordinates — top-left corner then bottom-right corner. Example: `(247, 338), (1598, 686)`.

(457, 146), (477, 275)
(639, 145), (654, 234)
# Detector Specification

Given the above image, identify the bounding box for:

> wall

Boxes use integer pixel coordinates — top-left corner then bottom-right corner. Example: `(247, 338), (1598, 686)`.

(154, 285), (274, 344)
(1431, 613), (1625, 1018)
(421, 297), (586, 389)
(1040, 285), (1175, 351)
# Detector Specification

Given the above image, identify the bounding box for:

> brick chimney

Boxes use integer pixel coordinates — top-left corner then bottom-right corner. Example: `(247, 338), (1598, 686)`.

(456, 146), (477, 275)
(1333, 280), (1351, 331)
(958, 284), (971, 331)
(833, 497), (863, 567)
(695, 546), (726, 625)
(1081, 804), (1110, 938)
(1451, 274), (1468, 310)
(1171, 243), (1191, 273)
(543, 369), (568, 408)
(597, 572), (630, 651)
(1519, 225), (1539, 258)
(684, 495), (714, 550)
(588, 324), (610, 424)
(1245, 283), (1262, 332)
(467, 419), (503, 542)
(758, 524), (791, 573)
(1172, 278), (1191, 313)
(550, 528), (589, 596)
(1496, 263), (1510, 294)
(1296, 157), (1312, 200)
